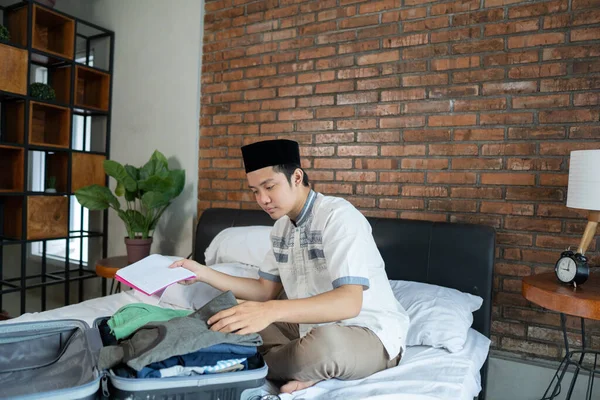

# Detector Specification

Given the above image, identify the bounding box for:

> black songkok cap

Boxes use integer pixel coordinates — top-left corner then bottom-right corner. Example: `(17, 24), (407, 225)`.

(241, 139), (301, 173)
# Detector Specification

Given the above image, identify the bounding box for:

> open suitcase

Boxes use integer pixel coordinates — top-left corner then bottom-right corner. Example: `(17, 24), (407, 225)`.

(0, 317), (268, 400)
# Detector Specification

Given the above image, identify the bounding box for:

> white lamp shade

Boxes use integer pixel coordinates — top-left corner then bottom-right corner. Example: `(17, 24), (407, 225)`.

(566, 149), (600, 211)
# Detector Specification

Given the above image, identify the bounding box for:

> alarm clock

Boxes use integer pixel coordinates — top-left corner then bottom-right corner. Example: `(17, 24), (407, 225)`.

(554, 250), (589, 286)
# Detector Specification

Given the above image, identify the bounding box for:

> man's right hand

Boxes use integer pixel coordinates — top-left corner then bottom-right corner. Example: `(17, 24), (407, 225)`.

(168, 259), (205, 285)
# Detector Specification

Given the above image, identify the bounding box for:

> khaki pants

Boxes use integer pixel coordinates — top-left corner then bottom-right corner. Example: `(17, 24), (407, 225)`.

(258, 322), (400, 383)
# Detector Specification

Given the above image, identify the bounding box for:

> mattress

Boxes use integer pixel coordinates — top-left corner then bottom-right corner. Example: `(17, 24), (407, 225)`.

(1, 289), (489, 400)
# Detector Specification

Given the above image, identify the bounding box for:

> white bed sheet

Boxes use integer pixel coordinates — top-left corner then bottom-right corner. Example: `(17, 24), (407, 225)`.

(1, 290), (490, 400)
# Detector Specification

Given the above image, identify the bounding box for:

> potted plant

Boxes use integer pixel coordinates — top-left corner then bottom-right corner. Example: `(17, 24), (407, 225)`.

(30, 82), (56, 101)
(0, 25), (10, 42)
(45, 175), (57, 193)
(75, 150), (185, 264)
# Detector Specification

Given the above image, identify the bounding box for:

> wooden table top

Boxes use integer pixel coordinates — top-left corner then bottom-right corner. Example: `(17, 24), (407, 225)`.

(522, 272), (600, 320)
(95, 256), (129, 279)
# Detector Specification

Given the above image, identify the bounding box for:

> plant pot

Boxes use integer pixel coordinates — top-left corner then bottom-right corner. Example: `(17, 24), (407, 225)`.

(45, 188), (57, 193)
(124, 237), (153, 264)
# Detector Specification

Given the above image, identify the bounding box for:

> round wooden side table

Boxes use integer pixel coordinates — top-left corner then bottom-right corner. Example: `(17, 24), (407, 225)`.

(95, 256), (129, 295)
(522, 272), (600, 400)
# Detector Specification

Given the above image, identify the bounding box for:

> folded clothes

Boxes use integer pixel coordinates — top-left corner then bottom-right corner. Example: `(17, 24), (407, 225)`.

(158, 360), (246, 377)
(137, 344), (256, 378)
(107, 303), (192, 340)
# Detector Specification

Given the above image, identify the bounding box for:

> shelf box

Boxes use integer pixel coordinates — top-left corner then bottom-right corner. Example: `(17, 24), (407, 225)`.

(3, 101), (25, 144)
(46, 151), (68, 193)
(75, 66), (110, 111)
(32, 5), (75, 60)
(3, 196), (69, 240)
(0, 145), (24, 192)
(50, 66), (72, 104)
(29, 101), (71, 148)
(0, 43), (28, 95)
(4, 6), (27, 47)
(71, 153), (106, 192)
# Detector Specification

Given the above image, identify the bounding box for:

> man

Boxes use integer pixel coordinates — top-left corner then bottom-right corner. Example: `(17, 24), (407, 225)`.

(172, 139), (409, 393)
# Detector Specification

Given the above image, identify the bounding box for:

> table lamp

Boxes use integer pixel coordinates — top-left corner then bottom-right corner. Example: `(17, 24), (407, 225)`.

(555, 149), (600, 286)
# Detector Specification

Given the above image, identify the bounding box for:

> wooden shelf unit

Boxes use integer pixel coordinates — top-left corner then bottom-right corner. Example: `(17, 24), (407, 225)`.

(75, 66), (111, 111)
(0, 145), (24, 193)
(29, 101), (71, 148)
(2, 195), (68, 240)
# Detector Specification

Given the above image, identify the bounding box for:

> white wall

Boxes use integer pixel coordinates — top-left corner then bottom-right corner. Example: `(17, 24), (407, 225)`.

(57, 0), (203, 259)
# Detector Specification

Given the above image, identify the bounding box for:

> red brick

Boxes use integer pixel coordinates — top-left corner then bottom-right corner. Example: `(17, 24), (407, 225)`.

(278, 85), (313, 97)
(452, 158), (503, 169)
(260, 122), (294, 134)
(429, 85), (479, 98)
(244, 111), (276, 123)
(432, 27), (480, 43)
(573, 9), (600, 26)
(380, 145), (427, 156)
(479, 112), (533, 125)
(361, 184), (399, 196)
(508, 0), (568, 18)
(315, 133), (355, 143)
(357, 77), (400, 90)
(429, 115), (477, 127)
(213, 92), (243, 103)
(227, 124), (259, 135)
(338, 145), (378, 156)
(539, 109), (599, 123)
(453, 8), (504, 25)
(402, 186), (448, 197)
(485, 19), (539, 36)
(431, 56), (479, 70)
(213, 114), (242, 124)
(316, 106), (355, 118)
(570, 126), (600, 138)
(572, 27), (600, 41)
(313, 183), (353, 194)
(450, 214), (502, 228)
(357, 50), (400, 65)
(339, 40), (380, 54)
(402, 73), (449, 86)
(300, 146), (336, 157)
(299, 46), (336, 60)
(380, 199), (425, 210)
(504, 217), (562, 233)
(244, 88), (275, 100)
(298, 71), (335, 84)
(381, 8), (428, 23)
(574, 92), (600, 106)
(455, 128), (504, 141)
(316, 31), (356, 45)
(481, 143), (536, 156)
(484, 51), (539, 66)
(543, 45), (600, 61)
(455, 98), (507, 111)
(316, 56), (355, 70)
(483, 82), (538, 95)
(509, 63), (567, 79)
(229, 79), (261, 91)
(540, 173), (569, 186)
(452, 38), (504, 54)
(404, 128), (450, 144)
(431, 0), (479, 15)
(381, 89), (426, 102)
(401, 159), (449, 170)
(403, 44), (450, 59)
(298, 21), (336, 35)
(401, 212), (448, 222)
(358, 0), (402, 13)
(404, 101), (452, 113)
(358, 24), (399, 39)
(380, 116), (426, 128)
(357, 104), (401, 116)
(261, 98), (296, 110)
(337, 119), (377, 130)
(279, 38), (315, 51)
(428, 172), (477, 184)
(541, 77), (600, 92)
(543, 14), (571, 29)
(481, 173), (535, 185)
(380, 172), (425, 183)
(337, 67), (379, 80)
(573, 0), (600, 9)
(384, 34), (429, 48)
(430, 199), (478, 213)
(403, 16), (449, 32)
(338, 92), (379, 104)
(245, 66), (277, 78)
(574, 61), (600, 74)
(481, 202), (534, 215)
(454, 69), (505, 83)
(336, 171), (377, 182)
(297, 96), (334, 107)
(451, 187), (503, 199)
(339, 15), (380, 29)
(508, 33), (565, 49)
(512, 94), (570, 109)
(314, 159), (353, 169)
(356, 159), (399, 169)
(382, 61), (429, 74)
(429, 144), (478, 156)
(507, 158), (563, 171)
(318, 6), (357, 22)
(357, 131), (400, 142)
(297, 120), (334, 131)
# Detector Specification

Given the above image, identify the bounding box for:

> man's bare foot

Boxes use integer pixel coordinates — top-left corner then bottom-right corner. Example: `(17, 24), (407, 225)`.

(280, 380), (318, 393)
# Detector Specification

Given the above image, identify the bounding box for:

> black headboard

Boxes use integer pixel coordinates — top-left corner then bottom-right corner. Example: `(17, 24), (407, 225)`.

(193, 208), (495, 398)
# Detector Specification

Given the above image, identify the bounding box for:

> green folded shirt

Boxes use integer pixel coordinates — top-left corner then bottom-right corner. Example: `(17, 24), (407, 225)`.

(107, 303), (192, 340)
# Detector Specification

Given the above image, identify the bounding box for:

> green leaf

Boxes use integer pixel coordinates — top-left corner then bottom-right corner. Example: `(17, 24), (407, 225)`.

(151, 150), (168, 168)
(115, 181), (125, 197)
(75, 185), (120, 210)
(138, 175), (172, 193)
(141, 191), (171, 209)
(125, 190), (137, 202)
(104, 160), (137, 192)
(140, 155), (168, 181)
(124, 165), (139, 181)
(167, 169), (185, 198)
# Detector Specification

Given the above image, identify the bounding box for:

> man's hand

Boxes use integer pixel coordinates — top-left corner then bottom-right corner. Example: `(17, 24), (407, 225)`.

(168, 259), (205, 285)
(208, 301), (275, 335)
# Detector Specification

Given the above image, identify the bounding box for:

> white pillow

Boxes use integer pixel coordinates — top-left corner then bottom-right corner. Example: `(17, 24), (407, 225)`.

(204, 226), (272, 267)
(389, 280), (483, 353)
(158, 262), (259, 310)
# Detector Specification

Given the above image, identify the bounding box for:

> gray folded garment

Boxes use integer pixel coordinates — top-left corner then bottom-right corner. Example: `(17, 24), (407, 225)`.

(99, 291), (263, 371)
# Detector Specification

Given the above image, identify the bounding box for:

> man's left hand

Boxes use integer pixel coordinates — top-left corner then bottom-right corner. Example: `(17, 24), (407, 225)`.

(208, 301), (275, 335)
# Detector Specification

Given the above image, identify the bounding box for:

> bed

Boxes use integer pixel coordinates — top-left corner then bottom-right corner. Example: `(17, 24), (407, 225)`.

(4, 208), (496, 400)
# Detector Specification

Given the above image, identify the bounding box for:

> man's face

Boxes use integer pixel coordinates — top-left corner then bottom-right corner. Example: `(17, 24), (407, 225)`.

(247, 166), (300, 220)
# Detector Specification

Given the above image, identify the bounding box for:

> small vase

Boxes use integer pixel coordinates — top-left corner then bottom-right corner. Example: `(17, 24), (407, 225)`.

(45, 188), (57, 193)
(124, 237), (153, 264)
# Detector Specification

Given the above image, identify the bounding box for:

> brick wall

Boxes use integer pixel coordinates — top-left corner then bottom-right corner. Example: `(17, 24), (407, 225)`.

(200, 0), (600, 360)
